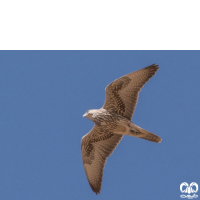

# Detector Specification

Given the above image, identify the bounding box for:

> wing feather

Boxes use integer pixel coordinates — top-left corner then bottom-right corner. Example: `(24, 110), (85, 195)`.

(81, 126), (123, 194)
(103, 64), (159, 120)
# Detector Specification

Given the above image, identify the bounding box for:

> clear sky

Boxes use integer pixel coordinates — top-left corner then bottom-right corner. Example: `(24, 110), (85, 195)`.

(0, 51), (199, 200)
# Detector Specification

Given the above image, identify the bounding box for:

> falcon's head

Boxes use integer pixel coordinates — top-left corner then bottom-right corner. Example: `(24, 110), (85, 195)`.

(83, 109), (98, 121)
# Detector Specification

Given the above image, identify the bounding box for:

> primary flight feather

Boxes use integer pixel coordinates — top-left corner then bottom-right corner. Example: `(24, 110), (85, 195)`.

(81, 64), (161, 194)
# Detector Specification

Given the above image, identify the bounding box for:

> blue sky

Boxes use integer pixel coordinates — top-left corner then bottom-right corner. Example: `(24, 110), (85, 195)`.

(0, 51), (199, 200)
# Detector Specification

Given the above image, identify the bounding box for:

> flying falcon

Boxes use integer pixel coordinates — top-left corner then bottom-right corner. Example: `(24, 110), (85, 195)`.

(81, 64), (161, 194)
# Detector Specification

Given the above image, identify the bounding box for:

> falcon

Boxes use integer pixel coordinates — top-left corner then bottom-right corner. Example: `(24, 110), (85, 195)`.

(81, 64), (161, 194)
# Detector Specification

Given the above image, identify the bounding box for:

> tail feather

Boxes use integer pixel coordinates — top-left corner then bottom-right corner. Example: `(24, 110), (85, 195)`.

(132, 124), (162, 143)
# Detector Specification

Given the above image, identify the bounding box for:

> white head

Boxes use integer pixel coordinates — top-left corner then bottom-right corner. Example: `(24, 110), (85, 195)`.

(83, 109), (98, 121)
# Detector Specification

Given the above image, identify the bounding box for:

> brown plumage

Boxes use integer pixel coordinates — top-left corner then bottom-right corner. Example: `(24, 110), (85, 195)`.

(81, 64), (161, 194)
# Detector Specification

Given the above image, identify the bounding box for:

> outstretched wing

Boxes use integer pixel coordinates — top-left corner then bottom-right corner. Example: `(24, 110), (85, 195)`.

(81, 125), (123, 194)
(103, 64), (159, 120)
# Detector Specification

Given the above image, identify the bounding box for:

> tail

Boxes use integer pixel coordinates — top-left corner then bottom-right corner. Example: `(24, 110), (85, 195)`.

(131, 124), (162, 143)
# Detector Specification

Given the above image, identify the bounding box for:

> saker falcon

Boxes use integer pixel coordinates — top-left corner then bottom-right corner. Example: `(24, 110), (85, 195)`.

(81, 64), (161, 194)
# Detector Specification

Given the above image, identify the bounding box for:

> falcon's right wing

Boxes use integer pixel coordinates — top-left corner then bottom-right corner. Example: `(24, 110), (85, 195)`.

(81, 125), (123, 194)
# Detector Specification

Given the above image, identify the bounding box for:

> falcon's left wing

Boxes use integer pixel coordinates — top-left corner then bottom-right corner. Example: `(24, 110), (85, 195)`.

(81, 125), (123, 194)
(103, 64), (159, 120)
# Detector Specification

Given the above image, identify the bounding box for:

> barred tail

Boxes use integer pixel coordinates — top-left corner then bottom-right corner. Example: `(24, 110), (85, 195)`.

(131, 124), (162, 143)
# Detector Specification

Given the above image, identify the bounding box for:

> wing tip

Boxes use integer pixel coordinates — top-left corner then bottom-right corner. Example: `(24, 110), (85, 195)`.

(142, 64), (159, 78)
(90, 183), (101, 195)
(145, 63), (159, 70)
(94, 190), (101, 195)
